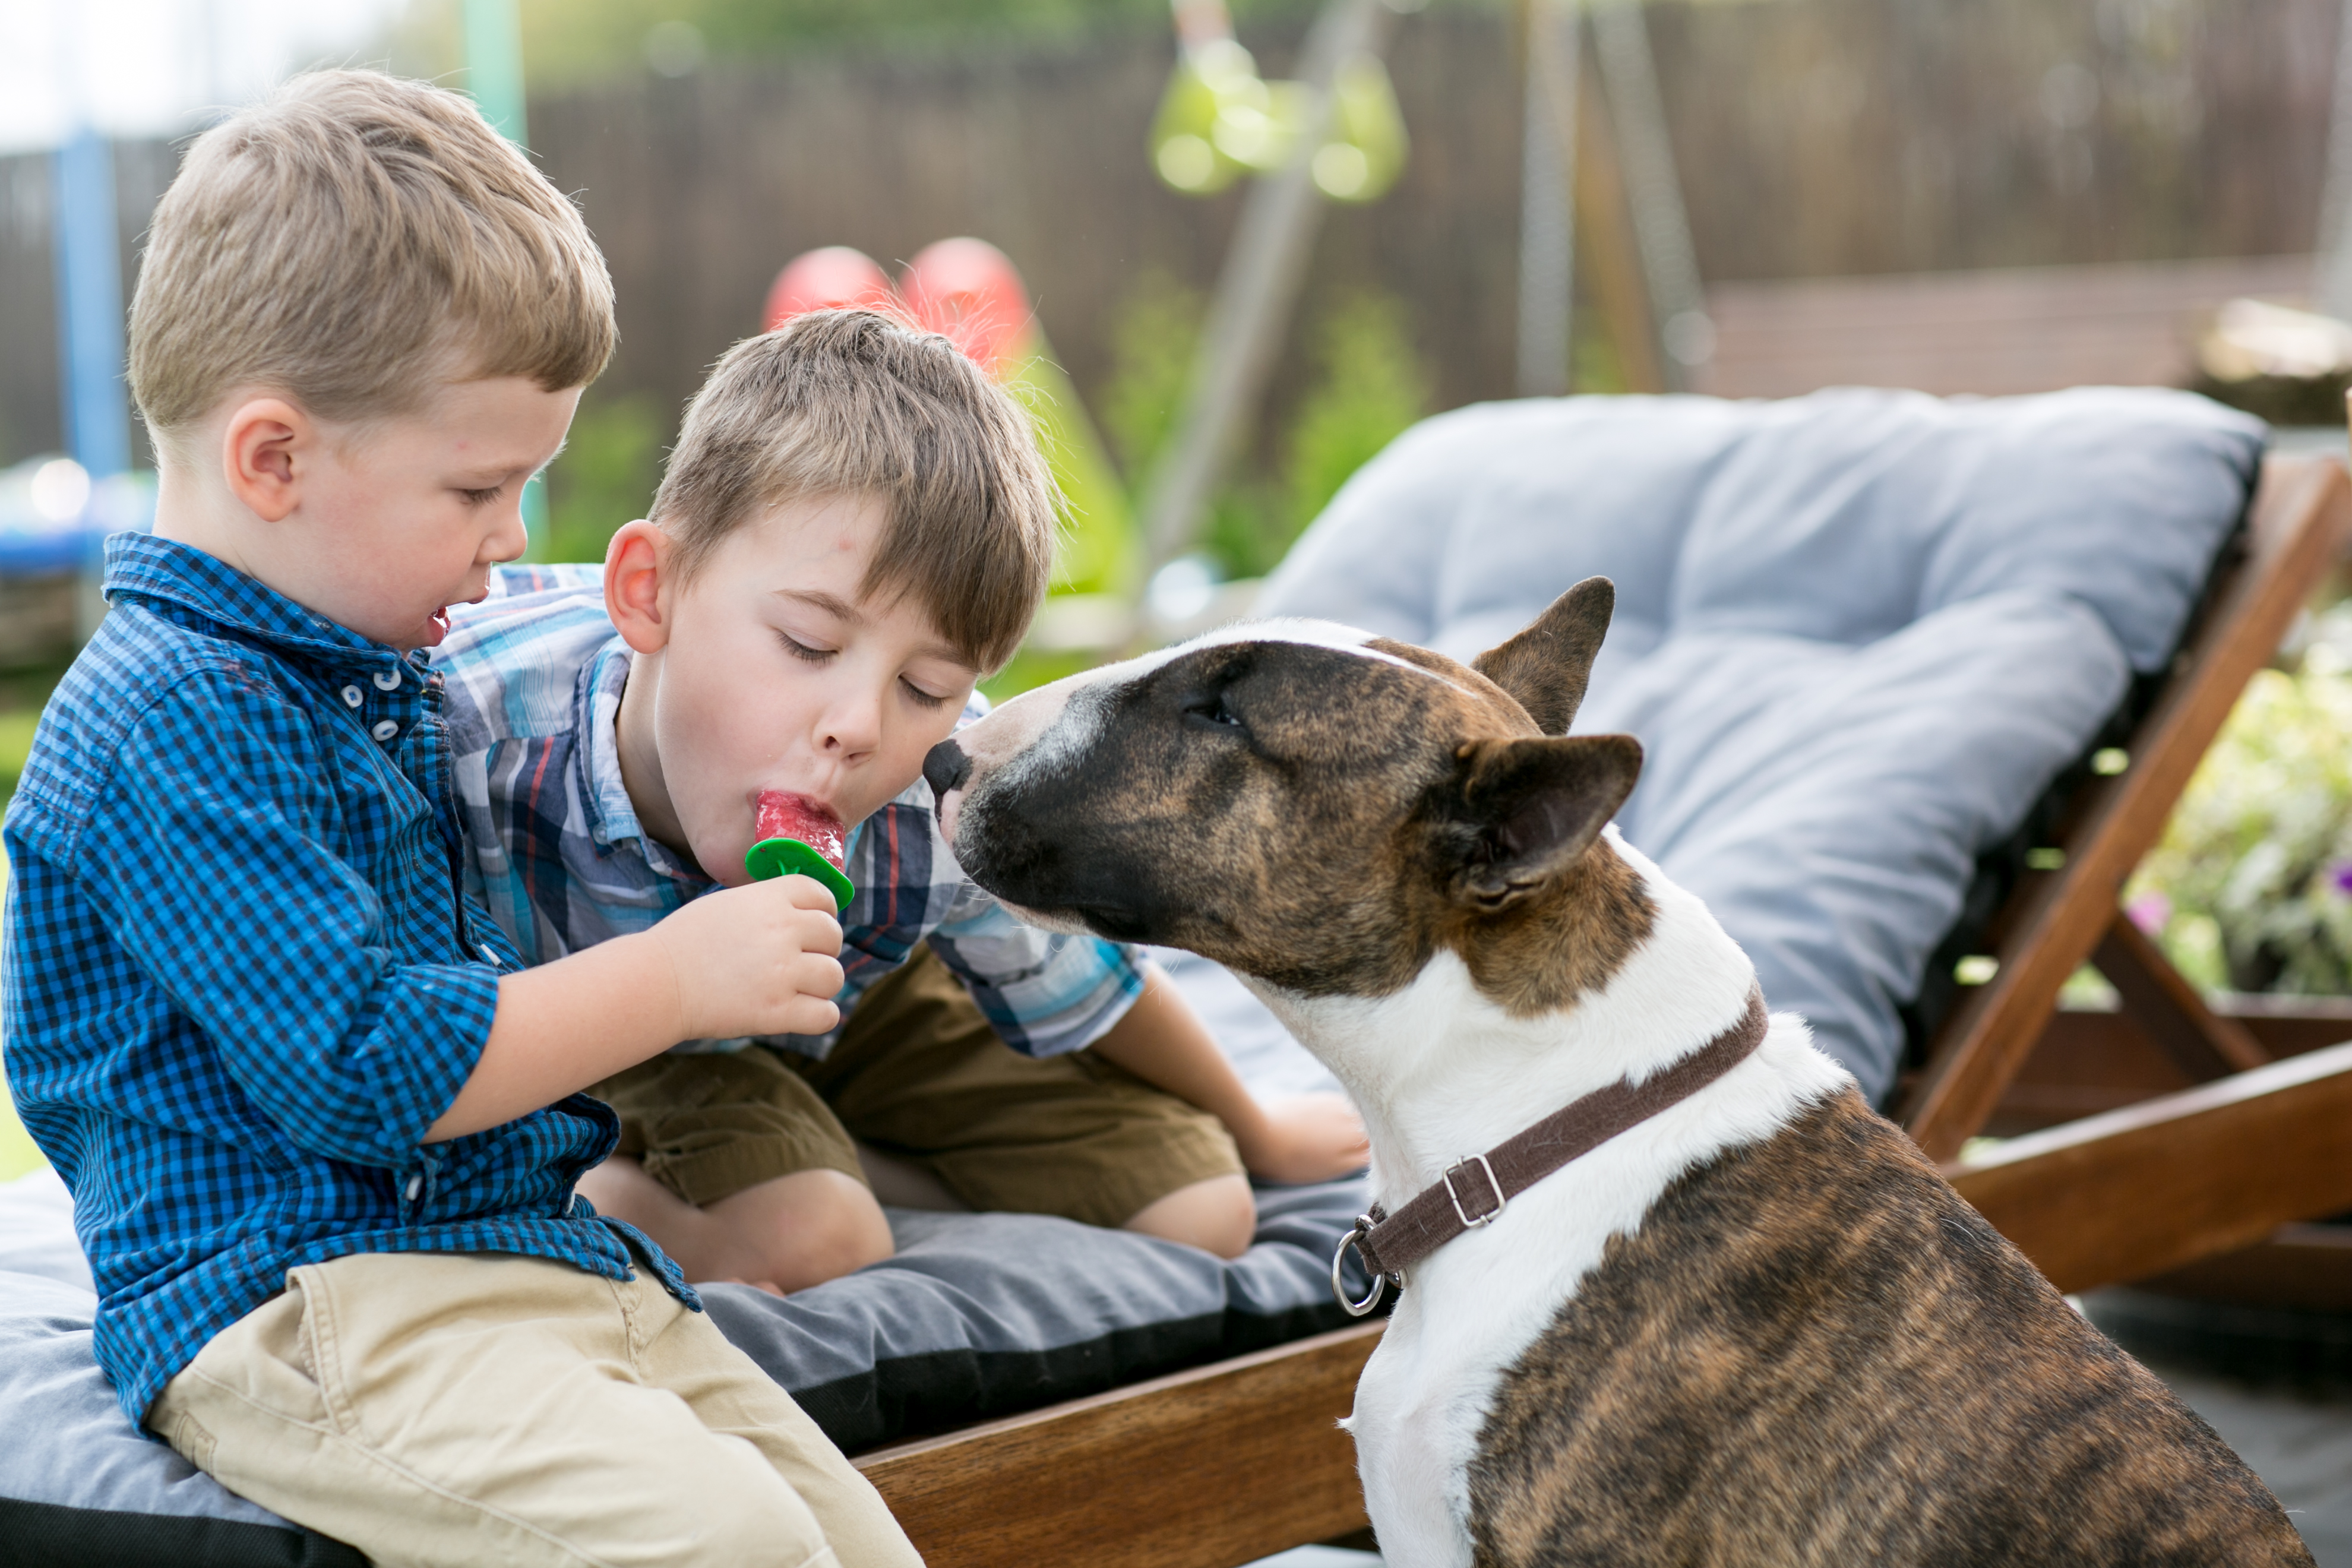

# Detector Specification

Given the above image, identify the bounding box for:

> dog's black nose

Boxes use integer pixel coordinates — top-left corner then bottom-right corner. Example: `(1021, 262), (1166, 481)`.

(923, 739), (972, 805)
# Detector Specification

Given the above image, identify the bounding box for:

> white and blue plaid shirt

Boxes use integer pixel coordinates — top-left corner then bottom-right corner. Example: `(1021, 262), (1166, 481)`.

(432, 567), (1146, 1060)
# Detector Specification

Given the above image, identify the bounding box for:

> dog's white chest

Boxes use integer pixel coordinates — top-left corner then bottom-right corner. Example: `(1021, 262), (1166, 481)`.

(1348, 1218), (1586, 1568)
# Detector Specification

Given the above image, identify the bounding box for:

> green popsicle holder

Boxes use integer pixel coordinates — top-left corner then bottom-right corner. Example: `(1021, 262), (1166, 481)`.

(745, 836), (856, 914)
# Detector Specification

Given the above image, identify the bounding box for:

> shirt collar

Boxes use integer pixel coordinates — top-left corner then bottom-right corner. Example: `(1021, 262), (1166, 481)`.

(103, 531), (409, 675)
(574, 636), (709, 885)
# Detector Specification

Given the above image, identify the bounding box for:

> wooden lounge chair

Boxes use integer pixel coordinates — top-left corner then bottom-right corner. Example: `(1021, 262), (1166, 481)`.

(852, 451), (2352, 1568)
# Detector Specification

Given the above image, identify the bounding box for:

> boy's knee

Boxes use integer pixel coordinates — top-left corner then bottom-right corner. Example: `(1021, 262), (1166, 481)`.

(713, 1168), (893, 1293)
(1123, 1173), (1256, 1259)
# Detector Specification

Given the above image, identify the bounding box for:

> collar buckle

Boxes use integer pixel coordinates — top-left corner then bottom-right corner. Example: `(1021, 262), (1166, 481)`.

(1442, 1152), (1506, 1227)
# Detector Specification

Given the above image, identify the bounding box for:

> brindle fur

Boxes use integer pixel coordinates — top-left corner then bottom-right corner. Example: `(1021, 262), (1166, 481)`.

(950, 613), (1654, 1013)
(1469, 1088), (2312, 1567)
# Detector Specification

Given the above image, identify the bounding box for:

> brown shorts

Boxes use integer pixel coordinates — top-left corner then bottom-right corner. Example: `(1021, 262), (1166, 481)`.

(590, 944), (1244, 1229)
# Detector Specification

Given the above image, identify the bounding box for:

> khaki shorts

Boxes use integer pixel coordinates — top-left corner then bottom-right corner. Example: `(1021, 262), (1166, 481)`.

(591, 944), (1244, 1229)
(148, 1250), (921, 1568)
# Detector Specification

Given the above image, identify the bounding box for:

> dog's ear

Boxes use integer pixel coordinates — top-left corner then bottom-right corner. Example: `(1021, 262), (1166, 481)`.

(1430, 733), (1643, 911)
(1471, 577), (1614, 735)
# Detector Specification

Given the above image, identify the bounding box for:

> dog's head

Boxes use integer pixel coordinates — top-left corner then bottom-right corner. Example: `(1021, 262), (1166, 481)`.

(927, 579), (1654, 1013)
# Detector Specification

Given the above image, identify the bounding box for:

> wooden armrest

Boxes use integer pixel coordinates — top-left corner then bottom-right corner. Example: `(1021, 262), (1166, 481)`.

(856, 1322), (1381, 1568)
(1948, 1039), (2352, 1294)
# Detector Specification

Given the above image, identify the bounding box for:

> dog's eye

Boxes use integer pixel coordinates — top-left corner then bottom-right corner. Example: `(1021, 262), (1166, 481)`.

(1185, 692), (1245, 730)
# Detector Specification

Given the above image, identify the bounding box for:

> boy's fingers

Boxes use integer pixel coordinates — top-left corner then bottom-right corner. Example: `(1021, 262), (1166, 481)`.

(785, 997), (841, 1036)
(792, 953), (845, 998)
(773, 873), (845, 914)
(789, 908), (845, 957)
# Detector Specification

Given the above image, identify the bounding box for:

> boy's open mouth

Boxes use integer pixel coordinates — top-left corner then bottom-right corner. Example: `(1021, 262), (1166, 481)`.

(754, 790), (848, 871)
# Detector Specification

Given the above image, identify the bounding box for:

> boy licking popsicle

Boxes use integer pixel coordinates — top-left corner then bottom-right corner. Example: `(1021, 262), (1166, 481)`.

(435, 308), (1368, 1297)
(1, 72), (921, 1566)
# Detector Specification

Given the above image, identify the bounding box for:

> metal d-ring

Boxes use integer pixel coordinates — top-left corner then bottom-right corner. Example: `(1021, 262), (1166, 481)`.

(1332, 1218), (1391, 1317)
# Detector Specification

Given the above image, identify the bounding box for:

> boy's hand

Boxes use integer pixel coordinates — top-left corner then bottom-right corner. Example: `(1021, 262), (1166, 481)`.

(650, 874), (846, 1042)
(1234, 1092), (1370, 1185)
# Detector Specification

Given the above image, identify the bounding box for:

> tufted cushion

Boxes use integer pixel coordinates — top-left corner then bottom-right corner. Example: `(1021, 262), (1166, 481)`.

(1259, 387), (2265, 1102)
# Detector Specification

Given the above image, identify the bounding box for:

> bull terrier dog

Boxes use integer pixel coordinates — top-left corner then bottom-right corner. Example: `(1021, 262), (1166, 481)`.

(923, 580), (2310, 1567)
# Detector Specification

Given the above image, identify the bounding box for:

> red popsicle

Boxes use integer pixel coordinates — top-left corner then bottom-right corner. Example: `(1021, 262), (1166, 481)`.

(746, 791), (856, 912)
(754, 791), (846, 870)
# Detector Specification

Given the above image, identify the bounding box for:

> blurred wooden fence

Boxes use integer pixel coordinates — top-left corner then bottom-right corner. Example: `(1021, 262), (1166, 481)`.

(0, 0), (2338, 467)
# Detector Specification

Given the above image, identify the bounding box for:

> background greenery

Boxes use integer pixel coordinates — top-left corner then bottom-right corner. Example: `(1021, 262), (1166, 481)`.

(2127, 614), (2352, 995)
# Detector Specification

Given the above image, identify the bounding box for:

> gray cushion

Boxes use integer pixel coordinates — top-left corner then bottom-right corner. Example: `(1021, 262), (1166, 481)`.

(0, 1170), (298, 1533)
(1258, 387), (2265, 1101)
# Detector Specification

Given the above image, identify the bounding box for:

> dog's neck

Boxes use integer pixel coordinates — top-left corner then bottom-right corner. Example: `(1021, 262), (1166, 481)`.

(1245, 830), (1760, 1203)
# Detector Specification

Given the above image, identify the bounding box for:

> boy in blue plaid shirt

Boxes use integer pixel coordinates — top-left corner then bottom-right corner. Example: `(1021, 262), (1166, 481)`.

(1, 73), (921, 1566)
(432, 310), (1368, 1298)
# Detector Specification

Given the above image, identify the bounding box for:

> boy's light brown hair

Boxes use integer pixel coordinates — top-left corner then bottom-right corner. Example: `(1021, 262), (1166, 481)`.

(653, 309), (1061, 674)
(129, 69), (614, 455)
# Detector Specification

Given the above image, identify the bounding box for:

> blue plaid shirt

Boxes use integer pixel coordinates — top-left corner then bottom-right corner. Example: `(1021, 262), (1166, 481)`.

(1, 535), (688, 1427)
(433, 567), (1146, 1060)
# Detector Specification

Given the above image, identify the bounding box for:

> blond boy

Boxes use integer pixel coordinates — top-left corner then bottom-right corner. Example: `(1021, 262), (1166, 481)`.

(1, 73), (918, 1566)
(435, 312), (1367, 1295)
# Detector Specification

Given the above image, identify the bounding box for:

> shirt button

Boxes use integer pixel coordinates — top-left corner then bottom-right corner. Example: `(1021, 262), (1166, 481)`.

(372, 719), (400, 742)
(341, 685), (363, 707)
(373, 669), (403, 691)
(479, 944), (503, 968)
(404, 1175), (422, 1200)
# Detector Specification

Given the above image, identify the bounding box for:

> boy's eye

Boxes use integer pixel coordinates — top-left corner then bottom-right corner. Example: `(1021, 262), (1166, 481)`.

(900, 678), (949, 710)
(458, 484), (503, 506)
(779, 633), (837, 664)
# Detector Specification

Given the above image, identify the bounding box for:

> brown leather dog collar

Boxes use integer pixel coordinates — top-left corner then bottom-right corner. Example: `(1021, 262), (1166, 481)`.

(1332, 986), (1770, 1316)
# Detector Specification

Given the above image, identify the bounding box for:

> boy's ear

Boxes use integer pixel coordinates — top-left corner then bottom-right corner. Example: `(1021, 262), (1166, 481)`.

(221, 398), (308, 523)
(605, 520), (674, 655)
(1428, 733), (1642, 911)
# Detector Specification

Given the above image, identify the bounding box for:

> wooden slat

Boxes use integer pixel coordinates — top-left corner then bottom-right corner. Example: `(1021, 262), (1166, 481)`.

(855, 1322), (1381, 1568)
(1988, 997), (2352, 1133)
(1901, 454), (2352, 1161)
(1947, 1041), (2352, 1294)
(2132, 1222), (2352, 1311)
(2090, 911), (2270, 1079)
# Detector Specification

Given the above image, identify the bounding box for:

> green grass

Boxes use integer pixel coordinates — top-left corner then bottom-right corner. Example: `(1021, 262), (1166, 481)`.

(0, 706), (37, 801)
(1, 704), (41, 1178)
(0, 1075), (43, 1181)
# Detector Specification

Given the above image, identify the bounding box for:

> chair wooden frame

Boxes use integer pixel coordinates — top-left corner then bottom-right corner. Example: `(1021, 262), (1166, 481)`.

(852, 453), (2352, 1568)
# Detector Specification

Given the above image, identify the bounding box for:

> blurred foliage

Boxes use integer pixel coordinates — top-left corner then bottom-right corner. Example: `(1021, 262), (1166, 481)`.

(384, 0), (1387, 89)
(1096, 273), (1427, 581)
(0, 1077), (40, 1180)
(539, 394), (667, 566)
(1276, 288), (1428, 556)
(2125, 626), (2352, 995)
(0, 708), (36, 805)
(1100, 270), (1205, 486)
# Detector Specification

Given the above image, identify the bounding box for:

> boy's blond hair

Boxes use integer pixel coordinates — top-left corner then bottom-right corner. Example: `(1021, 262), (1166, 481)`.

(653, 310), (1060, 674)
(129, 70), (614, 456)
